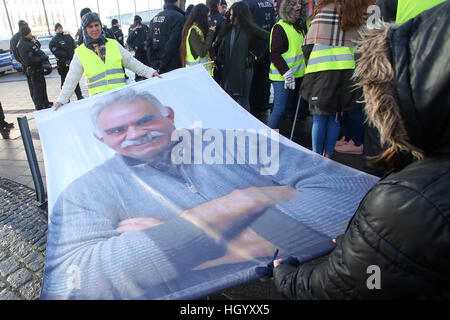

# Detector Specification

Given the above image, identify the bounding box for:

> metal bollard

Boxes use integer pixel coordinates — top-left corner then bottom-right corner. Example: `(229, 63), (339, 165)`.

(17, 116), (47, 206)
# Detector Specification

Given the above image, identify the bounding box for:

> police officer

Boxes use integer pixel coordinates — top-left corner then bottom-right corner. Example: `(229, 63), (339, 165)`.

(146, 0), (186, 73)
(206, 0), (225, 83)
(50, 23), (84, 101)
(243, 0), (275, 122)
(127, 19), (149, 82)
(17, 25), (52, 111)
(111, 19), (124, 46)
(10, 20), (39, 109)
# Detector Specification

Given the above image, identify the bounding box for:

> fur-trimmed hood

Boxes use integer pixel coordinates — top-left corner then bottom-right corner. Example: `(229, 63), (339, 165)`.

(356, 1), (450, 158)
(279, 0), (307, 26)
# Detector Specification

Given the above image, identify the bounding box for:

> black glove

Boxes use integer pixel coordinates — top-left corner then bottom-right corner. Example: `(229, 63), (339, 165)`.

(255, 255), (300, 278)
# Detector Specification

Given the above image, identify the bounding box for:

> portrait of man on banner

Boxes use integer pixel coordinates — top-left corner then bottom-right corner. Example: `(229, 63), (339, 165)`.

(36, 68), (377, 300)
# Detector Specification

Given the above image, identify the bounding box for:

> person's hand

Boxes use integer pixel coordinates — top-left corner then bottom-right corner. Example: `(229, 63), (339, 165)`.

(152, 71), (162, 78)
(53, 102), (64, 111)
(181, 186), (297, 236)
(273, 258), (283, 268)
(282, 69), (295, 90)
(194, 228), (277, 270)
(209, 25), (216, 32)
(332, 235), (344, 245)
(116, 217), (163, 233)
(135, 46), (138, 51)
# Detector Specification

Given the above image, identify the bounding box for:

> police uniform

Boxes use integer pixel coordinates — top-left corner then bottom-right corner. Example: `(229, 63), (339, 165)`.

(10, 31), (38, 108)
(111, 25), (125, 46)
(146, 1), (186, 73)
(17, 37), (51, 110)
(244, 0), (275, 121)
(126, 24), (148, 81)
(49, 32), (84, 100)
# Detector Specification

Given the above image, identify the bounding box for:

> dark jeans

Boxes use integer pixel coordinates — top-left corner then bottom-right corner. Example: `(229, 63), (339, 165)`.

(25, 73), (38, 108)
(342, 105), (365, 146)
(30, 68), (50, 110)
(58, 63), (83, 100)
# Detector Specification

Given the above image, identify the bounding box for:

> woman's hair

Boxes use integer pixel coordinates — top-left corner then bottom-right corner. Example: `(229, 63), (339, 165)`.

(312, 0), (375, 31)
(180, 3), (211, 66)
(220, 1), (261, 39)
(279, 0), (308, 35)
(354, 23), (424, 171)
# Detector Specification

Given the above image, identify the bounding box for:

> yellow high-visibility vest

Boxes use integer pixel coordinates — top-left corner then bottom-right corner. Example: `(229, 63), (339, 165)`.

(269, 20), (306, 81)
(76, 39), (126, 96)
(185, 25), (213, 76)
(396, 0), (445, 23)
(305, 44), (355, 74)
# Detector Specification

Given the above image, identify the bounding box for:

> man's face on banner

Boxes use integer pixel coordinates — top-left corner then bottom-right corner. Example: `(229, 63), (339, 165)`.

(96, 99), (175, 160)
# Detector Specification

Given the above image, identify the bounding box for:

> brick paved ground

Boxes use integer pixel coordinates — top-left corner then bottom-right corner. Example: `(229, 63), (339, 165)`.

(0, 68), (373, 300)
(0, 178), (47, 300)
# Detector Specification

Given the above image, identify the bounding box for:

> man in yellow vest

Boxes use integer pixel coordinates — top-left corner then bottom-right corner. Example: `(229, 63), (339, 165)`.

(376, 0), (446, 23)
(54, 12), (160, 111)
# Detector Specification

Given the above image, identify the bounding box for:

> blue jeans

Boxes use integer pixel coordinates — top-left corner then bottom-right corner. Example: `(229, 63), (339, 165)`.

(342, 105), (365, 146)
(312, 114), (341, 155)
(269, 78), (305, 129)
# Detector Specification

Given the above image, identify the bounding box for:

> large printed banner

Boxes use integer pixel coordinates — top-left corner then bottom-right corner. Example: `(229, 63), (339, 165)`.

(35, 66), (378, 299)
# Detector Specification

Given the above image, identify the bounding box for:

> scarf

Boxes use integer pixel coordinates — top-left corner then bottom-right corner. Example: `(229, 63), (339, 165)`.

(304, 3), (362, 48)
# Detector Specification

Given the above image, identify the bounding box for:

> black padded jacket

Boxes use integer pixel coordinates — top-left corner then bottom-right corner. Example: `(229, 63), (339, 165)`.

(273, 2), (450, 299)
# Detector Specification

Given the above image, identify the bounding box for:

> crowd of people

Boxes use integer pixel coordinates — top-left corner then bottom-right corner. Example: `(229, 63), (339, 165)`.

(2, 0), (449, 299)
(1, 0), (382, 159)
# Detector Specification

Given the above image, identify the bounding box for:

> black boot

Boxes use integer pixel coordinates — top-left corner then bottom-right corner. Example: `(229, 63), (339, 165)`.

(0, 121), (14, 129)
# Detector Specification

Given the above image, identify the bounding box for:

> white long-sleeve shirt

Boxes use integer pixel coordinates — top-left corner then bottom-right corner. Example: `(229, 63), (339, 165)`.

(57, 44), (156, 104)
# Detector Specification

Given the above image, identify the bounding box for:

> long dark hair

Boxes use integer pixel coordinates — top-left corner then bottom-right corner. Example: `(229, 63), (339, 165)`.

(180, 3), (210, 66)
(220, 1), (261, 39)
(312, 0), (375, 31)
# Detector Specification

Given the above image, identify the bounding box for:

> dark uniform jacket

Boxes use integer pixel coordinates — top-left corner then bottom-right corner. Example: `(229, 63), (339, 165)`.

(49, 33), (76, 66)
(111, 26), (125, 46)
(17, 37), (47, 71)
(146, 3), (186, 73)
(244, 0), (275, 33)
(9, 32), (23, 64)
(273, 3), (450, 299)
(127, 27), (147, 53)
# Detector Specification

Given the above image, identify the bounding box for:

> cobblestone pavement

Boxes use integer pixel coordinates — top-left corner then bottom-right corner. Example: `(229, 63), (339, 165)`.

(0, 178), (47, 300)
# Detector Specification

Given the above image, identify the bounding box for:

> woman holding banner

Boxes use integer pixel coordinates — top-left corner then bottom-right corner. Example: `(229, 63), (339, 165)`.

(53, 12), (160, 111)
(180, 4), (216, 76)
